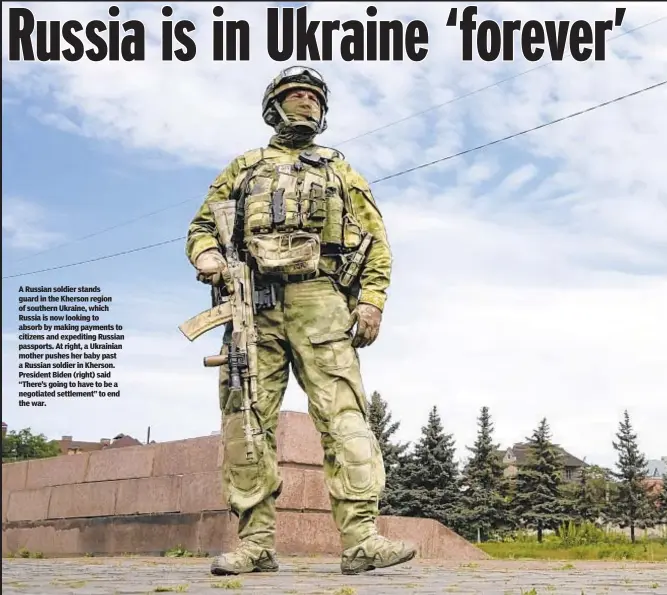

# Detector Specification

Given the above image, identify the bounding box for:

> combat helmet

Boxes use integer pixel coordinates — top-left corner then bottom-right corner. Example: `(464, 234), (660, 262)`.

(262, 66), (329, 134)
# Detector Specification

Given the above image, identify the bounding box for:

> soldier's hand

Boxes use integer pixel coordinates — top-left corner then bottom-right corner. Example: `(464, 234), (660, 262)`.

(349, 303), (382, 348)
(194, 249), (234, 294)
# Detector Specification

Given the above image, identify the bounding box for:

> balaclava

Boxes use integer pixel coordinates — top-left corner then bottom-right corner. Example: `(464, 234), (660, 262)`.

(274, 90), (322, 147)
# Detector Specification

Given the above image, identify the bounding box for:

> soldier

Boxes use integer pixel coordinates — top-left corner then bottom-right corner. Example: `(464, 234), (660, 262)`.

(185, 66), (416, 576)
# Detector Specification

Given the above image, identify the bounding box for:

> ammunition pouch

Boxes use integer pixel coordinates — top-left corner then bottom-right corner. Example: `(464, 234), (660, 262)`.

(342, 213), (363, 250)
(252, 277), (277, 311)
(246, 230), (321, 276)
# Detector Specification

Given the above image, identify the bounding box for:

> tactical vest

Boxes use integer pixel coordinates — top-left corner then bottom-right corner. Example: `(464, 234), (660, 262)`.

(231, 146), (363, 280)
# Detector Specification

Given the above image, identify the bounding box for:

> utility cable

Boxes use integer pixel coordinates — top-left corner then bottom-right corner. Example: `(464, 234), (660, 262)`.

(372, 78), (666, 184)
(11, 197), (197, 264)
(4, 238), (184, 279)
(4, 78), (664, 280)
(10, 15), (665, 264)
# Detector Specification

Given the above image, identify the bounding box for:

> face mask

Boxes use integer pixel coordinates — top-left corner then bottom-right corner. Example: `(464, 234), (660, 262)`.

(274, 91), (322, 147)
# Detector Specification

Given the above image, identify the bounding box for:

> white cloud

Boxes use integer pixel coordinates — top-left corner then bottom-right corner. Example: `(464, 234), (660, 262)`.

(2, 2), (667, 469)
(2, 196), (67, 252)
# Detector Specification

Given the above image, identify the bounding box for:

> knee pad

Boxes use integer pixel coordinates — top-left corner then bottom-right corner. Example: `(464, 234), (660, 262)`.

(327, 410), (386, 500)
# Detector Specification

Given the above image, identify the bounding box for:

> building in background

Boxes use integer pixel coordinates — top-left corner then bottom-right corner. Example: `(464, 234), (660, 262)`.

(496, 443), (587, 482)
(646, 457), (667, 479)
(645, 456), (667, 493)
(58, 433), (142, 455)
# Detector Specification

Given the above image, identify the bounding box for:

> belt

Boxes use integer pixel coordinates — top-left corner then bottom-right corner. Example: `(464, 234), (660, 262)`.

(258, 270), (321, 284)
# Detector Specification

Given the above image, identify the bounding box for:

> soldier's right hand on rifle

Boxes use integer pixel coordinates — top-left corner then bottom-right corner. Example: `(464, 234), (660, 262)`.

(194, 249), (234, 294)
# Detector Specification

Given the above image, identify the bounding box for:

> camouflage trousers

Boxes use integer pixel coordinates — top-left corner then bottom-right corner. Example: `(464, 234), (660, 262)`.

(218, 275), (386, 550)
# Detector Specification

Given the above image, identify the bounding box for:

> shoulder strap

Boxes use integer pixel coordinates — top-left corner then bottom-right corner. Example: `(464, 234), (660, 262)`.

(239, 148), (264, 169)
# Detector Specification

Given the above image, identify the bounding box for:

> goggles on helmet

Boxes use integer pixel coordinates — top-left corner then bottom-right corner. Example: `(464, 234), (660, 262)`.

(279, 66), (326, 84)
(264, 66), (328, 110)
(261, 66), (330, 133)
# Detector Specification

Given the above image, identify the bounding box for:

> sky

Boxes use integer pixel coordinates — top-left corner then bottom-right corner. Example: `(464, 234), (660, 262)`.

(2, 2), (666, 471)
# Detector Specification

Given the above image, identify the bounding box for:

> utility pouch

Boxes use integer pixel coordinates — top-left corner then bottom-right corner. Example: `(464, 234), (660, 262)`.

(246, 231), (321, 276)
(342, 213), (363, 249)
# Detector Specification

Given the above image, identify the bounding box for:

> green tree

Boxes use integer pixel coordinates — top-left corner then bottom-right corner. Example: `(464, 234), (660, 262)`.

(656, 474), (667, 525)
(367, 390), (409, 515)
(511, 418), (566, 542)
(569, 464), (609, 525)
(608, 410), (655, 542)
(2, 427), (61, 462)
(459, 406), (511, 542)
(392, 406), (464, 532)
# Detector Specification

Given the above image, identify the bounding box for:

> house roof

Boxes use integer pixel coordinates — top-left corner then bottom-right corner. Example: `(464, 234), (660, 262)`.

(109, 435), (142, 448)
(57, 434), (143, 452)
(647, 458), (667, 478)
(498, 443), (587, 468)
(57, 439), (104, 453)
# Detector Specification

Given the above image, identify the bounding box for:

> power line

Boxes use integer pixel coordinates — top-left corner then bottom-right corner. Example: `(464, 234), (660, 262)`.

(372, 79), (666, 184)
(4, 238), (184, 279)
(12, 197), (197, 263)
(4, 79), (664, 280)
(11, 15), (664, 264)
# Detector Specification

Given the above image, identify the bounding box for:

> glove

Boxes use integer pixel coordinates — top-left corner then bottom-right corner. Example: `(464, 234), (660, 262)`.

(194, 249), (234, 294)
(348, 303), (382, 349)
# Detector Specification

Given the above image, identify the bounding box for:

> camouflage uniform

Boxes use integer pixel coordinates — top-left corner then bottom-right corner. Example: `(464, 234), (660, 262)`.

(185, 66), (416, 576)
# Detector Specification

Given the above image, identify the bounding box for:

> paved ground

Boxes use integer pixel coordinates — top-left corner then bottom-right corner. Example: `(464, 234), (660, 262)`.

(2, 556), (667, 594)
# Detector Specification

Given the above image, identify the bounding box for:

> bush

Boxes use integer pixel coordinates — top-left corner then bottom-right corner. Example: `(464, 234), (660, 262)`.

(557, 521), (624, 546)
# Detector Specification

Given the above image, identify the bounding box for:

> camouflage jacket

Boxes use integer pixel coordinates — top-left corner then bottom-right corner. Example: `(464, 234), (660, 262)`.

(185, 135), (392, 312)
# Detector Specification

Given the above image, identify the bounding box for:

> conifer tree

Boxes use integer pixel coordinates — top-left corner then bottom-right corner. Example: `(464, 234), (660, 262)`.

(609, 410), (655, 542)
(367, 390), (409, 515)
(393, 406), (464, 532)
(511, 418), (566, 542)
(568, 464), (614, 525)
(459, 406), (510, 542)
(656, 474), (667, 525)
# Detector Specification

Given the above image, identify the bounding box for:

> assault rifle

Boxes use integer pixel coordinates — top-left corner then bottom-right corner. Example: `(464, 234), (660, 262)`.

(178, 207), (374, 462)
(178, 200), (269, 462)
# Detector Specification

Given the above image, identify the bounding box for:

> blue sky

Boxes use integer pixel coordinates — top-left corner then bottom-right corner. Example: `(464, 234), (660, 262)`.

(2, 95), (203, 282)
(2, 2), (667, 470)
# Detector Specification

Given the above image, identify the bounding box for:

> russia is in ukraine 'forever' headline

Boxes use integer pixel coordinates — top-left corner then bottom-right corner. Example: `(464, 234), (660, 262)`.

(7, 4), (626, 63)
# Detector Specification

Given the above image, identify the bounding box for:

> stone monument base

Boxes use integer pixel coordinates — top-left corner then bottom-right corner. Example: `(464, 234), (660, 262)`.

(2, 412), (488, 561)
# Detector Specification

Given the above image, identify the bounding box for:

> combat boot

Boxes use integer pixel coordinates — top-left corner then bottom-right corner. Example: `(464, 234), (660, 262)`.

(210, 540), (279, 576)
(340, 533), (417, 575)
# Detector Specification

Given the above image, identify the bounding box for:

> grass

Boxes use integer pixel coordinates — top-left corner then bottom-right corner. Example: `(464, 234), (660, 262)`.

(163, 545), (209, 558)
(50, 578), (89, 588)
(478, 521), (667, 561)
(211, 579), (243, 590)
(479, 541), (667, 561)
(7, 548), (44, 559)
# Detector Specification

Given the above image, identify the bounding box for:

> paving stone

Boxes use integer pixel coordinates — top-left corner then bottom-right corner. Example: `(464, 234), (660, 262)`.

(2, 557), (667, 594)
